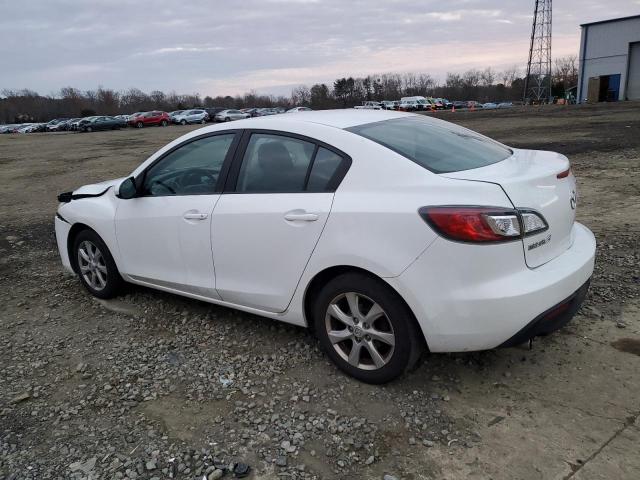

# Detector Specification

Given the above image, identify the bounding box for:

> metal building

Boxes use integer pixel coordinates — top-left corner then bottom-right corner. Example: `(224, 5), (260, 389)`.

(577, 14), (640, 103)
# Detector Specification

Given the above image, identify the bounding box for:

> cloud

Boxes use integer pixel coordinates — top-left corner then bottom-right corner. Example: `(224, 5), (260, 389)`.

(0, 0), (638, 96)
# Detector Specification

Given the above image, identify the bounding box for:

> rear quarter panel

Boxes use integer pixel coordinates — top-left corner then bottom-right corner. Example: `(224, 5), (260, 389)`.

(276, 125), (517, 323)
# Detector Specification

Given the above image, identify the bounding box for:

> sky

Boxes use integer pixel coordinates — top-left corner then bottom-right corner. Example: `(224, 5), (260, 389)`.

(1, 0), (638, 97)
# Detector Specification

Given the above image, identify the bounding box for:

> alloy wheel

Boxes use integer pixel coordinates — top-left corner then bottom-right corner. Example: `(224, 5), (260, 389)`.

(77, 240), (108, 291)
(324, 292), (395, 370)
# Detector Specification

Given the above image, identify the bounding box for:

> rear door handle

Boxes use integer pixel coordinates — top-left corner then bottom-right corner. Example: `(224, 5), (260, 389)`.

(284, 212), (319, 222)
(183, 212), (208, 220)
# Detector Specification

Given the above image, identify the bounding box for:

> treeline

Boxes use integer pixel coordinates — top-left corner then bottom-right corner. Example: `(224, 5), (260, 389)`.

(0, 56), (577, 123)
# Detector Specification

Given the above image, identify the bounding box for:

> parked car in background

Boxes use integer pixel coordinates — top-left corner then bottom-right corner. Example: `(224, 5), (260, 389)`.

(55, 109), (595, 384)
(46, 118), (70, 132)
(354, 101), (383, 110)
(482, 102), (498, 110)
(204, 108), (226, 122)
(380, 101), (398, 110)
(399, 98), (423, 111)
(498, 102), (514, 109)
(441, 99), (453, 109)
(241, 108), (261, 117)
(255, 108), (278, 117)
(430, 98), (445, 110)
(129, 111), (170, 128)
(452, 101), (467, 109)
(16, 123), (44, 133)
(78, 116), (123, 132)
(0, 124), (20, 133)
(69, 118), (89, 131)
(169, 110), (184, 121)
(128, 112), (143, 122)
(287, 107), (313, 112)
(113, 115), (129, 126)
(172, 109), (209, 125)
(214, 109), (250, 122)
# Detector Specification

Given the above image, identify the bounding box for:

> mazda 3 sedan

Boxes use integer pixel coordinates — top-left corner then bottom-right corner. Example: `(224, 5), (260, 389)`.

(55, 110), (595, 383)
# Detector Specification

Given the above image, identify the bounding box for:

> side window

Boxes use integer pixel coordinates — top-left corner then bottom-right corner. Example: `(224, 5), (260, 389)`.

(142, 134), (235, 196)
(236, 134), (315, 193)
(307, 147), (344, 192)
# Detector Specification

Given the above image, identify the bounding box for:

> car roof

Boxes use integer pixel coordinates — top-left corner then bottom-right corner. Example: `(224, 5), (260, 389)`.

(244, 109), (409, 129)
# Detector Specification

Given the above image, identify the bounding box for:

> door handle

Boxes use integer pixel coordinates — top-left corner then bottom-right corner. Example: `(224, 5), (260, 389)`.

(183, 212), (208, 220)
(284, 212), (319, 222)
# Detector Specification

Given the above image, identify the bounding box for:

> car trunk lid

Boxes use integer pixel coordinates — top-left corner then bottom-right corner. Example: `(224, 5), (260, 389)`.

(442, 149), (577, 268)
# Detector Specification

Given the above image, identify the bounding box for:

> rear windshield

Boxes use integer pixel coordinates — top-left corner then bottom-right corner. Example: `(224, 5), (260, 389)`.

(347, 116), (512, 173)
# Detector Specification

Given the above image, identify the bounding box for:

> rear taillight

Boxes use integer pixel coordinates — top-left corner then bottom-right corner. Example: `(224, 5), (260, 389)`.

(557, 168), (571, 179)
(419, 207), (547, 243)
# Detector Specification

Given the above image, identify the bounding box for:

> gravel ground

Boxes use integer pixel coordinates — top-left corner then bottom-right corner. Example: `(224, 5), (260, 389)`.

(1, 102), (639, 479)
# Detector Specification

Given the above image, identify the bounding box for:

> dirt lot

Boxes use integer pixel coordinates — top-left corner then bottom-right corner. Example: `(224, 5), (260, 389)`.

(1, 103), (639, 480)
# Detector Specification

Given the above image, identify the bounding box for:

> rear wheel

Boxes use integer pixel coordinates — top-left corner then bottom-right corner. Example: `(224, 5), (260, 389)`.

(136, 122), (143, 128)
(180, 119), (187, 125)
(161, 120), (168, 127)
(73, 230), (123, 299)
(85, 126), (92, 132)
(225, 117), (231, 122)
(313, 273), (423, 384)
(200, 118), (206, 124)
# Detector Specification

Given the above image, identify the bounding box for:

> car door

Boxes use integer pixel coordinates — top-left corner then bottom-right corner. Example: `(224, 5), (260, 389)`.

(115, 132), (239, 297)
(212, 131), (351, 312)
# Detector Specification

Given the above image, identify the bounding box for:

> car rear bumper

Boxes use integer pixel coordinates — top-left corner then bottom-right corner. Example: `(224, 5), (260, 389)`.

(386, 222), (596, 352)
(498, 279), (590, 348)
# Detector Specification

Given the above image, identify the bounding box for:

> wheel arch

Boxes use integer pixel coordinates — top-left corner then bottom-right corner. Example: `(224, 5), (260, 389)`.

(66, 223), (98, 274)
(302, 265), (429, 350)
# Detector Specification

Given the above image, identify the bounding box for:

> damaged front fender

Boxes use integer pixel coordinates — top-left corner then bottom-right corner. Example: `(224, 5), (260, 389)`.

(57, 177), (125, 203)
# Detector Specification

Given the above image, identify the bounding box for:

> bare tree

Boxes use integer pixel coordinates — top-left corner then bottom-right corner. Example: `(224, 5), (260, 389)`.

(480, 67), (496, 87)
(554, 55), (578, 88)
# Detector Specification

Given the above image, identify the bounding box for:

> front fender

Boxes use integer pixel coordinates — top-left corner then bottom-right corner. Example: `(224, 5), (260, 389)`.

(57, 189), (122, 269)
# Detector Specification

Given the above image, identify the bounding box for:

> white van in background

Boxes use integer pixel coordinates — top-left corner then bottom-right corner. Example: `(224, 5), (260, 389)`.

(399, 96), (431, 111)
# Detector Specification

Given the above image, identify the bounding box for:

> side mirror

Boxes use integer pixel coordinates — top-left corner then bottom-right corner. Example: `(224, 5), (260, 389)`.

(118, 177), (138, 199)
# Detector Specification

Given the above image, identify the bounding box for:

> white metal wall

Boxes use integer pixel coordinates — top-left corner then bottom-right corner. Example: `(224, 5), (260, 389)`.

(578, 17), (640, 101)
(628, 43), (640, 100)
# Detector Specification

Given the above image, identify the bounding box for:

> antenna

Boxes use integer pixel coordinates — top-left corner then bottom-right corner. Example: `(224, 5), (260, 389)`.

(523, 0), (552, 103)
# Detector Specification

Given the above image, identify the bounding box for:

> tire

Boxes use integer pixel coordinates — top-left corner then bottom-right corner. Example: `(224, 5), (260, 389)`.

(180, 119), (187, 125)
(85, 126), (92, 133)
(224, 117), (230, 122)
(313, 273), (423, 384)
(161, 120), (168, 127)
(73, 230), (123, 299)
(200, 119), (206, 124)
(136, 122), (143, 128)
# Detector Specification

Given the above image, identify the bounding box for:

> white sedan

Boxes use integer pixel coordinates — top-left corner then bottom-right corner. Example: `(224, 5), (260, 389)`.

(54, 110), (595, 383)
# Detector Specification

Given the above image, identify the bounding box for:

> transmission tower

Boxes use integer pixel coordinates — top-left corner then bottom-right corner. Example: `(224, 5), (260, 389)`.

(523, 0), (552, 103)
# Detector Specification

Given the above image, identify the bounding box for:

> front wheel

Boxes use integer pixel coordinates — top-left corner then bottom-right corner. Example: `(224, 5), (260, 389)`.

(161, 120), (168, 127)
(200, 118), (206, 124)
(180, 119), (187, 125)
(136, 122), (143, 128)
(73, 230), (123, 299)
(313, 273), (423, 384)
(224, 117), (231, 122)
(85, 126), (92, 133)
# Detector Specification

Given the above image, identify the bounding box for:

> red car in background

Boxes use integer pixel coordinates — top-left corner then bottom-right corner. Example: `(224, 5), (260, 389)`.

(128, 111), (170, 128)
